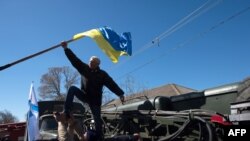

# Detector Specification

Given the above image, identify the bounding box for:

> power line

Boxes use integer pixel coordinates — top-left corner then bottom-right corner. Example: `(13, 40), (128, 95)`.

(176, 6), (250, 49)
(155, 0), (222, 43)
(115, 6), (250, 81)
(135, 0), (222, 56)
(108, 0), (221, 73)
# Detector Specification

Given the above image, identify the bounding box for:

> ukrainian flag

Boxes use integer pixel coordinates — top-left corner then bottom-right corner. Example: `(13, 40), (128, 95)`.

(73, 26), (132, 63)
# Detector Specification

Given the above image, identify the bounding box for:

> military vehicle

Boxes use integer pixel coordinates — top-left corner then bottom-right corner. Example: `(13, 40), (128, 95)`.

(100, 77), (250, 140)
(23, 77), (250, 141)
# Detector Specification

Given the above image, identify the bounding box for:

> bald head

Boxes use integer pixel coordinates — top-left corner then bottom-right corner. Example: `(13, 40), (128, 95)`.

(89, 56), (100, 69)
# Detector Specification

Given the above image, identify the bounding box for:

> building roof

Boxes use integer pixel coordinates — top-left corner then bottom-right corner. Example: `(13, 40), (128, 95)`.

(102, 83), (196, 108)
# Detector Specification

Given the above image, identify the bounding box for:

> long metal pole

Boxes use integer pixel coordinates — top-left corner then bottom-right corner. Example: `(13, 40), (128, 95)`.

(0, 39), (74, 71)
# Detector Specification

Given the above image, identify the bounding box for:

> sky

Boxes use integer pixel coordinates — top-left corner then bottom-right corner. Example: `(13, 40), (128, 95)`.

(0, 0), (250, 122)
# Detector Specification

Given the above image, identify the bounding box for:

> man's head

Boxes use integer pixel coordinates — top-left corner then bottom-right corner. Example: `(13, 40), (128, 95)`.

(89, 56), (100, 69)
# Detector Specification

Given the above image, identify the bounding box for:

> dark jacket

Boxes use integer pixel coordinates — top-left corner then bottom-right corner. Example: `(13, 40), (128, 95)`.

(64, 48), (124, 106)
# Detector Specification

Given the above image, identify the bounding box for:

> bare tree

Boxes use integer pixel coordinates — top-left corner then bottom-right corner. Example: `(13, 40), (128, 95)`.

(102, 90), (115, 105)
(123, 75), (136, 95)
(38, 66), (80, 100)
(121, 75), (148, 96)
(0, 110), (18, 124)
(102, 75), (148, 105)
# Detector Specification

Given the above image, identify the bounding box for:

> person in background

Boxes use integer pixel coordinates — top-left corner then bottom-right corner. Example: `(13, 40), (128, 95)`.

(54, 112), (83, 141)
(61, 41), (125, 140)
(54, 112), (141, 141)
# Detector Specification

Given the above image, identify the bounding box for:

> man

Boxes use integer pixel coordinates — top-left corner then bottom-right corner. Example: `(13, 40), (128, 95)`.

(61, 41), (125, 140)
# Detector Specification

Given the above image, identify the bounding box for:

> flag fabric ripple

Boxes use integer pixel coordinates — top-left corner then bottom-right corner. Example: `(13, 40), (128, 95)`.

(73, 26), (132, 63)
(27, 83), (39, 141)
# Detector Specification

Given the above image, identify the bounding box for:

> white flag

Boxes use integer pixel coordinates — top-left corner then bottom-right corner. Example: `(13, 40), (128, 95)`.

(27, 83), (39, 141)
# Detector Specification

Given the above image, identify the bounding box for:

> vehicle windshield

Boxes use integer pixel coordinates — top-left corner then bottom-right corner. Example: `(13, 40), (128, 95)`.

(40, 116), (58, 131)
(40, 116), (84, 131)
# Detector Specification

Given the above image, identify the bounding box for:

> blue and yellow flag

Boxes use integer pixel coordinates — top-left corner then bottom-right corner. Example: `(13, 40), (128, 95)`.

(73, 26), (132, 63)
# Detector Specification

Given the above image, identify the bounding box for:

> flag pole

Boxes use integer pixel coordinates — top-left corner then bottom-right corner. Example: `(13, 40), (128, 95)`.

(0, 39), (74, 71)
